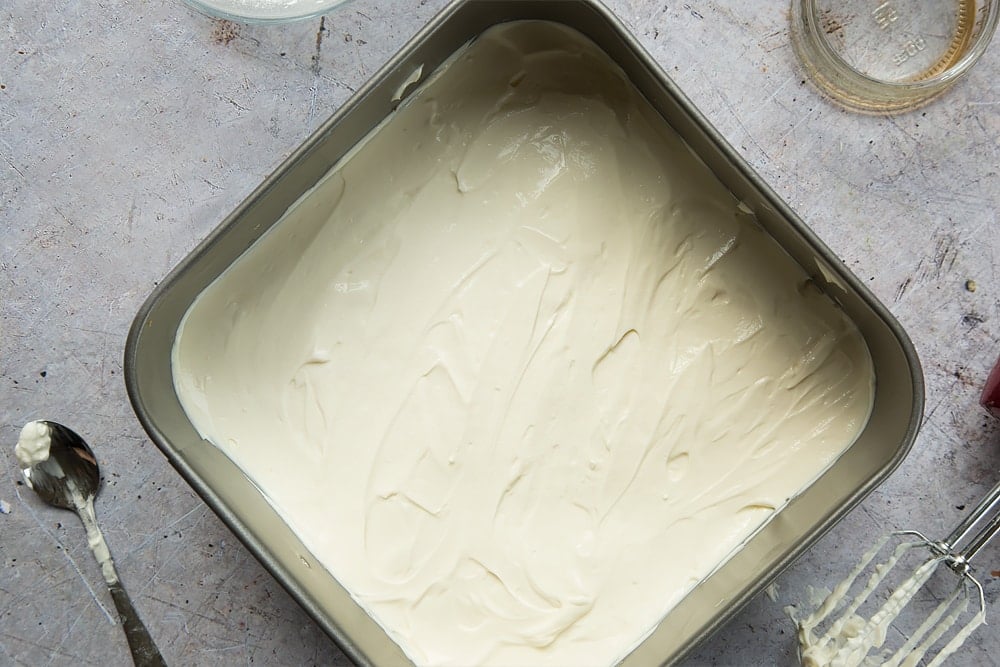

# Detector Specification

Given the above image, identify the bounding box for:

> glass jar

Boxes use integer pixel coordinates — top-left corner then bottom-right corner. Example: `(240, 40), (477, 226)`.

(791, 0), (999, 112)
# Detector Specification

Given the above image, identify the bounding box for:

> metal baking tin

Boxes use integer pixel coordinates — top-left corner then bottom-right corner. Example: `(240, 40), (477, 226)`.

(125, 1), (924, 664)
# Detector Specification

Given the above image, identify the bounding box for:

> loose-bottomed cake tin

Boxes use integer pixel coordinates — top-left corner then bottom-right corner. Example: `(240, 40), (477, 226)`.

(125, 1), (924, 664)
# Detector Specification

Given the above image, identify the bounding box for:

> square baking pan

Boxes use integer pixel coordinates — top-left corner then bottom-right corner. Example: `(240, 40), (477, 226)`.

(125, 1), (924, 664)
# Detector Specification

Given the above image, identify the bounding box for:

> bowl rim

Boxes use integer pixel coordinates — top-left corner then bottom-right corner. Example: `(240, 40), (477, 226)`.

(181, 0), (353, 25)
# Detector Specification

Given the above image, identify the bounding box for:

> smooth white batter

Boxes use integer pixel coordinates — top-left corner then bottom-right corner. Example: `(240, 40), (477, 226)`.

(173, 21), (875, 666)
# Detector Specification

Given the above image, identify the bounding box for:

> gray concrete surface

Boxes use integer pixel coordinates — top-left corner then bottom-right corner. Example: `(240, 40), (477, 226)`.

(2, 1), (999, 665)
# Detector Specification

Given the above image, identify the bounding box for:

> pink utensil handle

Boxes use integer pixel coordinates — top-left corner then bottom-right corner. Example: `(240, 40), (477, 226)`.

(983, 353), (1000, 419)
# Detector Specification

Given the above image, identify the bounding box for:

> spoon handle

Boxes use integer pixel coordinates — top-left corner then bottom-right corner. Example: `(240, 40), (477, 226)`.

(77, 496), (167, 667)
(107, 579), (168, 667)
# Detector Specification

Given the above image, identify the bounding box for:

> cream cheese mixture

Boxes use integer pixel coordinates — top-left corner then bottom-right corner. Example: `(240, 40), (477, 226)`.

(173, 21), (875, 666)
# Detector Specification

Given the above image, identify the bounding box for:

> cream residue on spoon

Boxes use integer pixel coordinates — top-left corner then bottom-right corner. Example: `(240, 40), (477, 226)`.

(172, 21), (876, 667)
(15, 420), (120, 586)
(16, 420), (52, 489)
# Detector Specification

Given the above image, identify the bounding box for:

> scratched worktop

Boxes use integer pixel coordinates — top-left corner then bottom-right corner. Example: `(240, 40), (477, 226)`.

(2, 1), (999, 665)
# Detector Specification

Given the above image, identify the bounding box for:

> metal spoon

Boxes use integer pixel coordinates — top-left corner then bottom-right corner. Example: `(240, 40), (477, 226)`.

(16, 420), (166, 667)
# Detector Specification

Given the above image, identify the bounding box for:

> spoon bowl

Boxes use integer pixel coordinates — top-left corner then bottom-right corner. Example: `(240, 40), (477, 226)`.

(19, 421), (99, 509)
(15, 420), (166, 667)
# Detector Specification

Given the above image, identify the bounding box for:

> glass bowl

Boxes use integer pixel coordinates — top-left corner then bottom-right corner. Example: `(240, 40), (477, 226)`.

(791, 0), (999, 112)
(184, 0), (351, 24)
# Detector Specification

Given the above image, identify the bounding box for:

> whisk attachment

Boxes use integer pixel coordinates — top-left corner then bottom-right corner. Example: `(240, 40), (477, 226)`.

(795, 478), (1000, 667)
